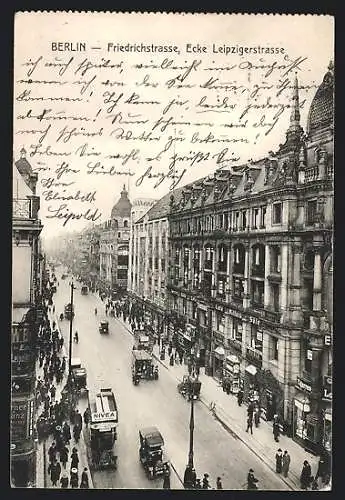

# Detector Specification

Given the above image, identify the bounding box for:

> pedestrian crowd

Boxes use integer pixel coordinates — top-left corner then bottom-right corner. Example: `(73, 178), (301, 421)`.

(34, 291), (91, 489)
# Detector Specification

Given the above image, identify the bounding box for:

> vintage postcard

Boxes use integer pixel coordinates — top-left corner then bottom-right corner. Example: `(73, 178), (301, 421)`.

(11, 12), (333, 490)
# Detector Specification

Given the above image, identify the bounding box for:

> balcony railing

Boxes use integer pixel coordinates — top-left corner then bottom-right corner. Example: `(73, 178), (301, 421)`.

(305, 165), (319, 182)
(246, 347), (263, 367)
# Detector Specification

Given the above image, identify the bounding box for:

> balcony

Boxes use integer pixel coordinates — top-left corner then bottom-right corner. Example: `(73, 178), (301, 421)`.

(264, 308), (281, 323)
(305, 165), (319, 183)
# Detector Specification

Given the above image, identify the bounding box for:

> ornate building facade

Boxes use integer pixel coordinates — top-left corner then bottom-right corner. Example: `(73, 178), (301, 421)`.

(167, 64), (333, 455)
(12, 149), (44, 486)
(99, 186), (132, 296)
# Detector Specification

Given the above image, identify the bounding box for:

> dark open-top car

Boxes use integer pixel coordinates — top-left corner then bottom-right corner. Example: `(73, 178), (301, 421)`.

(99, 320), (109, 334)
(139, 426), (168, 478)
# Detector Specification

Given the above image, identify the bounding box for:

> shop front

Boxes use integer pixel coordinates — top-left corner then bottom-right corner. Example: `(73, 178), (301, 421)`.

(293, 376), (321, 453)
(11, 396), (36, 487)
(255, 369), (284, 423)
(213, 345), (225, 380)
(223, 354), (240, 394)
(321, 375), (332, 454)
(243, 364), (257, 403)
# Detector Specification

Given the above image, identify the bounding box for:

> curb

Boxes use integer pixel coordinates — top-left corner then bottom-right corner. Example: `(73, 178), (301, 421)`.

(151, 349), (297, 491)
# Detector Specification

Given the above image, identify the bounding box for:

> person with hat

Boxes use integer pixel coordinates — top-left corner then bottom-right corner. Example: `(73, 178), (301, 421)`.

(202, 473), (210, 489)
(282, 450), (291, 478)
(247, 469), (259, 490)
(70, 448), (79, 470)
(80, 467), (90, 488)
(59, 444), (69, 469)
(300, 460), (312, 490)
(216, 477), (223, 489)
(162, 463), (171, 489)
(70, 468), (79, 488)
(62, 421), (71, 445)
(275, 448), (283, 473)
(191, 468), (197, 488)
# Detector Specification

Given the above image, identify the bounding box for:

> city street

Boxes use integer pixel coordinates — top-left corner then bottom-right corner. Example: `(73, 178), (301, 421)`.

(53, 271), (290, 490)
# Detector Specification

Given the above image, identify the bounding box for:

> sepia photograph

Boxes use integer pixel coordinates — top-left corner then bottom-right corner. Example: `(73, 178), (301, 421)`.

(11, 12), (333, 490)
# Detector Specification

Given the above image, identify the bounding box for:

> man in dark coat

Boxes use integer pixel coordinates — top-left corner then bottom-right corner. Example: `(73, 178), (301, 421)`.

(273, 418), (280, 442)
(162, 465), (171, 489)
(247, 469), (259, 490)
(74, 409), (82, 429)
(275, 448), (283, 473)
(300, 460), (312, 489)
(62, 421), (71, 444)
(70, 448), (79, 470)
(202, 473), (210, 489)
(59, 445), (69, 469)
(48, 442), (57, 464)
(246, 414), (253, 435)
(237, 389), (244, 406)
(216, 477), (223, 489)
(80, 467), (89, 488)
(48, 460), (61, 486)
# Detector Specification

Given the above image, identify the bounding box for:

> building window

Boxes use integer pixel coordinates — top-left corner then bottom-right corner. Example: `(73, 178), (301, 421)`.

(271, 337), (279, 361)
(192, 302), (197, 320)
(149, 258), (152, 269)
(304, 341), (312, 373)
(234, 211), (240, 231)
(154, 258), (159, 270)
(241, 210), (247, 230)
(117, 268), (128, 280)
(233, 277), (244, 299)
(124, 220), (128, 228)
(272, 246), (281, 273)
(118, 232), (121, 238)
(271, 283), (280, 311)
(161, 259), (165, 272)
(233, 318), (243, 342)
(217, 313), (225, 333)
(183, 299), (187, 315)
(251, 280), (264, 307)
(218, 278), (226, 297)
(307, 200), (318, 225)
(260, 206), (266, 228)
(272, 202), (282, 224)
(253, 208), (259, 229)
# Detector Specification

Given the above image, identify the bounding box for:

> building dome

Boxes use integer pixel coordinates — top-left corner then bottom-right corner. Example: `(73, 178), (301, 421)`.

(307, 61), (334, 136)
(111, 185), (132, 219)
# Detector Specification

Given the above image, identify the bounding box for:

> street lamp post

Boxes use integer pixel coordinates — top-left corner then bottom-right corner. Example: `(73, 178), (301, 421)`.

(68, 279), (75, 382)
(183, 354), (198, 489)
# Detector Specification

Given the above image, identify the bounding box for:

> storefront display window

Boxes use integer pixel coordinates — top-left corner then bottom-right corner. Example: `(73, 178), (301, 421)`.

(323, 414), (332, 452)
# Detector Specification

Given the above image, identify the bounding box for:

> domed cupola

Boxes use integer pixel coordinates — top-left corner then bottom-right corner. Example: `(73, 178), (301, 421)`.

(111, 184), (132, 220)
(307, 61), (334, 139)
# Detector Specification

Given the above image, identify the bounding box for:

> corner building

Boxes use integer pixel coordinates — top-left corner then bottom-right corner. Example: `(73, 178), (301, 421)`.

(167, 64), (333, 455)
(99, 185), (132, 296)
(12, 150), (44, 486)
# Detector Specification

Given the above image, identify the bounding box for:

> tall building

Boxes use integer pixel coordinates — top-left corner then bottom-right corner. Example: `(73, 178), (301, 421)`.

(12, 149), (43, 486)
(99, 185), (132, 295)
(167, 64), (333, 455)
(129, 197), (172, 336)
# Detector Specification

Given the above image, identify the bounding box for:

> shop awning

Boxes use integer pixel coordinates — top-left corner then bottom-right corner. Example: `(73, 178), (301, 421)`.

(226, 355), (239, 364)
(245, 364), (257, 376)
(214, 346), (225, 359)
(12, 307), (30, 324)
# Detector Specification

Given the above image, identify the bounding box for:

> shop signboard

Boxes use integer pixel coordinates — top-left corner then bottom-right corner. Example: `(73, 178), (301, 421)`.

(296, 376), (312, 393)
(323, 376), (332, 401)
(11, 399), (28, 442)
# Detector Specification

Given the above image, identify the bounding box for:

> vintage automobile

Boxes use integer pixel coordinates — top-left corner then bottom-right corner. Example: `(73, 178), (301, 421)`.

(81, 285), (89, 295)
(132, 350), (158, 382)
(99, 320), (109, 334)
(64, 303), (75, 320)
(177, 374), (201, 400)
(139, 427), (168, 479)
(88, 388), (118, 470)
(71, 357), (87, 393)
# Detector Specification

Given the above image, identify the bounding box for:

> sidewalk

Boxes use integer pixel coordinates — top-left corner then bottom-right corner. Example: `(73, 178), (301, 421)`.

(150, 343), (319, 491)
(112, 313), (318, 491)
(35, 309), (93, 489)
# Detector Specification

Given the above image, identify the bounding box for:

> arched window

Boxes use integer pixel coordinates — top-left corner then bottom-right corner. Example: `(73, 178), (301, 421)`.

(233, 244), (245, 274)
(124, 220), (128, 228)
